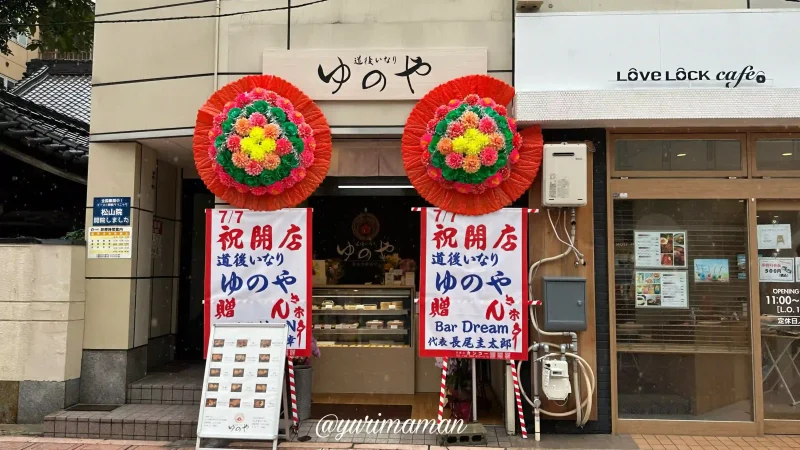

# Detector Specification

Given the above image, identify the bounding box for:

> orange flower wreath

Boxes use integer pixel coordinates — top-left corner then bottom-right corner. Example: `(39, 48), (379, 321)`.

(193, 75), (331, 210)
(401, 75), (543, 215)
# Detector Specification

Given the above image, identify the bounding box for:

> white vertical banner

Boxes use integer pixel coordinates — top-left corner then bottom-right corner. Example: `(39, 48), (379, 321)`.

(205, 208), (312, 358)
(419, 208), (528, 361)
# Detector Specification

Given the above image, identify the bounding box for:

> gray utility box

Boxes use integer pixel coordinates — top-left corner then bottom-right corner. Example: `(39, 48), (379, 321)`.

(541, 277), (587, 332)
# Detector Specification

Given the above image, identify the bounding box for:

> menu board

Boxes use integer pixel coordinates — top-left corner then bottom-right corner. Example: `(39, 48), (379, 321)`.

(757, 224), (792, 250)
(634, 231), (687, 268)
(759, 257), (795, 283)
(635, 271), (688, 308)
(197, 323), (288, 441)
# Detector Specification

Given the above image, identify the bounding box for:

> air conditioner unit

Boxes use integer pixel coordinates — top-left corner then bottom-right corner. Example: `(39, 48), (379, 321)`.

(541, 143), (587, 207)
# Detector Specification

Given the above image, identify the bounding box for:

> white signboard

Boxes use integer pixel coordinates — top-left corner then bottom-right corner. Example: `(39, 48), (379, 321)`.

(757, 224), (792, 250)
(419, 208), (528, 361)
(515, 10), (800, 91)
(197, 323), (287, 441)
(205, 209), (312, 358)
(87, 226), (132, 259)
(759, 257), (795, 283)
(263, 48), (487, 101)
(634, 231), (687, 269)
(635, 271), (688, 309)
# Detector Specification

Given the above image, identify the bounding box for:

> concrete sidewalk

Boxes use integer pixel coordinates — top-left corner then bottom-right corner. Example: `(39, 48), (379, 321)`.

(1, 434), (799, 449)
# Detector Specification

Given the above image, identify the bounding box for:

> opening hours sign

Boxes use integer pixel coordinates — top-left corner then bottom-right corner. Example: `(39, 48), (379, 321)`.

(205, 208), (312, 358)
(419, 208), (528, 360)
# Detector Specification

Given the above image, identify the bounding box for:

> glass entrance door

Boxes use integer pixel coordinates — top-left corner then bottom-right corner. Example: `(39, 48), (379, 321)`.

(757, 201), (800, 430)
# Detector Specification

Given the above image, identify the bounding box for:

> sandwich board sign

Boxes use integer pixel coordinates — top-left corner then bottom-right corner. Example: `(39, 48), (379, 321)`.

(196, 323), (290, 450)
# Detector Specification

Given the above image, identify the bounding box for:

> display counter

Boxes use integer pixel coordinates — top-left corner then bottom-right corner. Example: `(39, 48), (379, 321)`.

(310, 285), (416, 394)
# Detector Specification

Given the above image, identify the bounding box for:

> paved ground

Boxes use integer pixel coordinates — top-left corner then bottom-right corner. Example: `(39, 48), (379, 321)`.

(2, 434), (800, 449)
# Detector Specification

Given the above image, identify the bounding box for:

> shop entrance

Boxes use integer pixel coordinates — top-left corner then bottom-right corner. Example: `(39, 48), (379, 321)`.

(177, 176), (516, 423)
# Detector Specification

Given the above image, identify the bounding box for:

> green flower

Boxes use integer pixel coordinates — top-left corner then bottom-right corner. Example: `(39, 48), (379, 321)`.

(222, 120), (234, 134)
(252, 100), (269, 113)
(435, 120), (448, 135)
(227, 108), (242, 120)
(283, 122), (298, 137)
(270, 107), (287, 122)
(282, 153), (300, 169)
(214, 135), (227, 148)
(289, 137), (304, 152)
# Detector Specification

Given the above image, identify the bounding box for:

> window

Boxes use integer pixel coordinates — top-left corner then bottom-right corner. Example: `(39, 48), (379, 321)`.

(0, 75), (17, 91)
(753, 136), (800, 173)
(11, 33), (28, 48)
(612, 135), (746, 177)
(613, 199), (753, 421)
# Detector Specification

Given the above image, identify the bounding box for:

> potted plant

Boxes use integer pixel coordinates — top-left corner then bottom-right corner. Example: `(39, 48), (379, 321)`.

(437, 358), (472, 421)
(292, 337), (320, 421)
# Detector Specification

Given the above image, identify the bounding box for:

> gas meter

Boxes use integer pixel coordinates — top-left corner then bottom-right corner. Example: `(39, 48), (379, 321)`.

(541, 360), (571, 402)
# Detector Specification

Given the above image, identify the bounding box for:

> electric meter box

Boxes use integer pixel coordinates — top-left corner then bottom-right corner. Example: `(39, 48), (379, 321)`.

(541, 143), (588, 207)
(541, 277), (587, 332)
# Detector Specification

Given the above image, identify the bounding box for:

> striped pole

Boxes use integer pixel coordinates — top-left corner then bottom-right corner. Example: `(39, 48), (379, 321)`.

(437, 357), (449, 424)
(510, 362), (528, 439)
(287, 358), (298, 426)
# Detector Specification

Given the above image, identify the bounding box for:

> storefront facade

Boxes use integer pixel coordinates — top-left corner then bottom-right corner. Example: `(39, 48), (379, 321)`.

(516, 7), (800, 436)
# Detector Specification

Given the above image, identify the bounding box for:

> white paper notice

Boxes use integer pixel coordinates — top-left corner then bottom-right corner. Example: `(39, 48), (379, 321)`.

(197, 324), (287, 441)
(759, 257), (796, 283)
(757, 224), (792, 250)
(635, 271), (688, 308)
(634, 231), (687, 269)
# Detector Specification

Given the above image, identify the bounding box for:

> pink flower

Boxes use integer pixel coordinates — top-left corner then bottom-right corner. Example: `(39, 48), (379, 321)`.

(448, 99), (461, 109)
(222, 101), (235, 115)
(426, 119), (439, 134)
(507, 118), (517, 132)
(434, 105), (450, 120)
(478, 117), (496, 134)
(290, 111), (305, 124)
(480, 147), (498, 166)
(251, 186), (270, 196)
(420, 133), (433, 150)
(267, 180), (286, 195)
(302, 138), (316, 152)
(249, 113), (267, 127)
(276, 138), (293, 156)
(445, 152), (464, 169)
(298, 123), (313, 139)
(216, 166), (234, 187)
(512, 133), (522, 149)
(464, 94), (480, 106)
(480, 97), (496, 108)
(250, 88), (267, 100)
(234, 183), (249, 193)
(213, 114), (225, 126)
(277, 98), (294, 112)
(485, 172), (503, 188)
(265, 91), (278, 103)
(210, 124), (222, 140)
(473, 183), (487, 194)
(495, 105), (507, 116)
(234, 93), (250, 108)
(454, 182), (473, 194)
(208, 145), (217, 160)
(245, 160), (263, 176)
(427, 167), (443, 181)
(447, 122), (465, 138)
(300, 150), (315, 168)
(420, 150), (431, 165)
(509, 149), (520, 164)
(226, 135), (242, 152)
(290, 167), (307, 184)
(500, 166), (512, 180)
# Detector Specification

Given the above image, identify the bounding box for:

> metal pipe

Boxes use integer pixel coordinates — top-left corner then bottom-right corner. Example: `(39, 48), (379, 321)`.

(471, 359), (477, 422)
(213, 0), (221, 90)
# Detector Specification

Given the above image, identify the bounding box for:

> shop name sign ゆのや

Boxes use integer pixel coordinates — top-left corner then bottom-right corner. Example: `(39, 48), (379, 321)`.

(205, 208), (312, 357)
(616, 65), (767, 88)
(419, 208), (528, 361)
(264, 49), (487, 101)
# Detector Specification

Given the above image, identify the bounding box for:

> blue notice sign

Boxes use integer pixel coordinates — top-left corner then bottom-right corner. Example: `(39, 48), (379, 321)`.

(92, 197), (132, 226)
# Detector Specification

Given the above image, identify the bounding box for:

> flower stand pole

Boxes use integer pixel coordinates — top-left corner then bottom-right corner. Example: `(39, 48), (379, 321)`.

(294, 365), (313, 421)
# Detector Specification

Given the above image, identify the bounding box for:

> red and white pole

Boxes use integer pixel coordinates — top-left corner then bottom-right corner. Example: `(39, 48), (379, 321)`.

(287, 358), (298, 427)
(437, 357), (449, 424)
(510, 362), (528, 439)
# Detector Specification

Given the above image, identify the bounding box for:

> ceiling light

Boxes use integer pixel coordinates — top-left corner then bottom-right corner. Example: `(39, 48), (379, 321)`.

(676, 153), (686, 157)
(338, 185), (414, 189)
(783, 152), (793, 156)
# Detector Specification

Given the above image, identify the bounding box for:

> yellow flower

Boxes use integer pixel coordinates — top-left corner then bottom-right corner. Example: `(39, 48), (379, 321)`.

(249, 145), (266, 162)
(260, 138), (277, 154)
(240, 137), (258, 155)
(452, 135), (468, 154)
(249, 126), (266, 142)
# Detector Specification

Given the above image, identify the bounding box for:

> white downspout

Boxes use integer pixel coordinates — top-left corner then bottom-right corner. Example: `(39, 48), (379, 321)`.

(213, 0), (221, 90)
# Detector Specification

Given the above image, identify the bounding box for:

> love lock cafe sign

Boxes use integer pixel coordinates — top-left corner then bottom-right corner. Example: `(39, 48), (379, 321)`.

(263, 48), (487, 100)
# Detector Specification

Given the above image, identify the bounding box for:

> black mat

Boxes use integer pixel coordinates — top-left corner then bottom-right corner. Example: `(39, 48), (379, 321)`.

(311, 403), (412, 420)
(65, 404), (120, 412)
